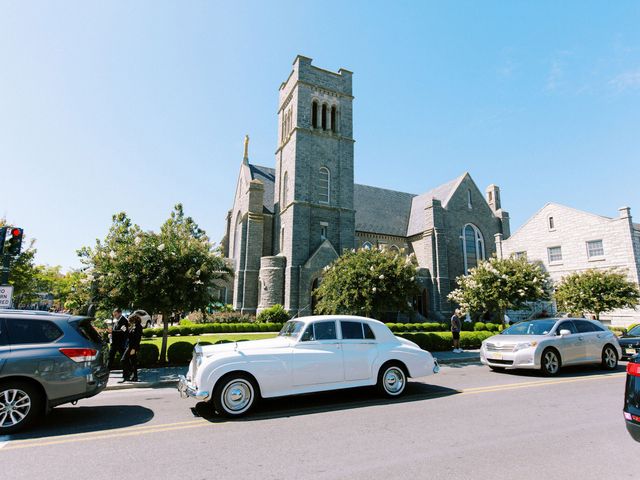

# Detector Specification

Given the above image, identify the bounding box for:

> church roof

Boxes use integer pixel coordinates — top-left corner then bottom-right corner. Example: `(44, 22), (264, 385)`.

(406, 174), (465, 236)
(354, 184), (416, 236)
(248, 164), (276, 214)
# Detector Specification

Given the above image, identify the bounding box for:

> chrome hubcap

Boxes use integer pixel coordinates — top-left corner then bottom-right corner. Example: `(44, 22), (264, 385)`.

(0, 389), (31, 428)
(222, 380), (253, 413)
(384, 367), (405, 394)
(544, 352), (559, 374)
(605, 348), (616, 367)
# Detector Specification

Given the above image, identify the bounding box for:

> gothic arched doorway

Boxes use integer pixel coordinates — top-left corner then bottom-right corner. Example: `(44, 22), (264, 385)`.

(414, 288), (429, 318)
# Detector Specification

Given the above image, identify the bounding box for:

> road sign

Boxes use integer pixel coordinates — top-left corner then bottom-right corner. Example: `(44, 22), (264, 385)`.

(0, 285), (13, 309)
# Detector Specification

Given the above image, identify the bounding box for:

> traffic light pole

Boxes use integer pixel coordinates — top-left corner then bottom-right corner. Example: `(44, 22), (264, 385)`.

(1, 253), (10, 285)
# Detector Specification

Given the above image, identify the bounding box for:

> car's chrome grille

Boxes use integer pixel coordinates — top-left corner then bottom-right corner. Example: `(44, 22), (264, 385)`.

(486, 343), (515, 352)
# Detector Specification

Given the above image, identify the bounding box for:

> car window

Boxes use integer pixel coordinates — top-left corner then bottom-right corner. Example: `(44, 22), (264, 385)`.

(73, 319), (103, 344)
(6, 319), (63, 344)
(0, 318), (8, 346)
(341, 321), (364, 340)
(363, 323), (376, 340)
(556, 321), (578, 335)
(313, 321), (337, 341)
(300, 324), (314, 341)
(574, 320), (598, 333)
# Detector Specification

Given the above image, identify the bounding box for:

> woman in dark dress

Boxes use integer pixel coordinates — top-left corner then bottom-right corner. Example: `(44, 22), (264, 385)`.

(123, 314), (143, 382)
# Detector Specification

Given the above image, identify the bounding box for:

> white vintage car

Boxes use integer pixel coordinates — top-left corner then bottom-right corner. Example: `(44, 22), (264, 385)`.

(178, 315), (439, 417)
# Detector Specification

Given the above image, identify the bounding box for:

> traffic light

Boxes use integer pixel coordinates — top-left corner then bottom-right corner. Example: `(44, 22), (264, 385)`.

(0, 227), (6, 255)
(6, 227), (23, 256)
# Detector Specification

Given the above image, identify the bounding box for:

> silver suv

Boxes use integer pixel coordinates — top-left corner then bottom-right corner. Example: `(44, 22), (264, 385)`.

(0, 310), (109, 433)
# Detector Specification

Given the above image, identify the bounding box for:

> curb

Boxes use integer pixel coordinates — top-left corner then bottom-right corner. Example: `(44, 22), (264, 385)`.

(435, 355), (481, 365)
(106, 380), (179, 391)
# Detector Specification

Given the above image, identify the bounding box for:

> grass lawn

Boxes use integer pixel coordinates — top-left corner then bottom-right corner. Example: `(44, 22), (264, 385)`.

(141, 332), (277, 349)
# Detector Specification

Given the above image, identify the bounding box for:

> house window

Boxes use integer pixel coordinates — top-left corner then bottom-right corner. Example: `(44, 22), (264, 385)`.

(321, 104), (327, 130)
(514, 251), (527, 260)
(461, 224), (485, 274)
(548, 216), (555, 230)
(331, 106), (337, 133)
(587, 240), (604, 258)
(312, 101), (318, 129)
(548, 246), (562, 263)
(362, 241), (372, 250)
(319, 167), (330, 204)
(320, 222), (328, 241)
(282, 172), (289, 207)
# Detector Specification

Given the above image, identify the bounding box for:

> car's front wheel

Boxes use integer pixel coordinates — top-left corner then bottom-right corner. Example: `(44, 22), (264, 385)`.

(602, 345), (618, 370)
(377, 362), (407, 397)
(0, 380), (44, 434)
(212, 373), (258, 417)
(541, 348), (561, 376)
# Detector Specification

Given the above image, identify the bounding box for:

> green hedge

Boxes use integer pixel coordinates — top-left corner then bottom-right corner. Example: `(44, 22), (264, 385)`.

(398, 331), (494, 351)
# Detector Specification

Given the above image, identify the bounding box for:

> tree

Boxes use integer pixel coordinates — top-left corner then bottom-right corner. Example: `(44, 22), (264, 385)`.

(314, 248), (419, 319)
(79, 204), (231, 363)
(554, 269), (640, 320)
(447, 256), (552, 324)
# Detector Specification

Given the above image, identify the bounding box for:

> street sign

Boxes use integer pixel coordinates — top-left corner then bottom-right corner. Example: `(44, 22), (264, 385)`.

(0, 285), (13, 309)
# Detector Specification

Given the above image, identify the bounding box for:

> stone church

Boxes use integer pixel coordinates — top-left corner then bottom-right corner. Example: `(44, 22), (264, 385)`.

(221, 55), (510, 321)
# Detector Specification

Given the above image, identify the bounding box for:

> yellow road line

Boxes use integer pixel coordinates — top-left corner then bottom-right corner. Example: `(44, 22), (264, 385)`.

(1, 372), (626, 451)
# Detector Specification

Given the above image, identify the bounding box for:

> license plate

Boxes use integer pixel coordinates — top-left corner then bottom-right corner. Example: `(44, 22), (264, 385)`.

(626, 348), (637, 355)
(487, 352), (503, 360)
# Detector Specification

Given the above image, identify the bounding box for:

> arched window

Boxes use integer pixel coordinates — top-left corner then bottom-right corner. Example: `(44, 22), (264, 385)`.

(389, 245), (400, 253)
(362, 241), (373, 250)
(467, 190), (473, 209)
(312, 101), (318, 129)
(548, 216), (555, 230)
(331, 106), (337, 133)
(461, 224), (485, 274)
(282, 171), (289, 207)
(319, 167), (330, 204)
(280, 227), (285, 253)
(321, 104), (327, 130)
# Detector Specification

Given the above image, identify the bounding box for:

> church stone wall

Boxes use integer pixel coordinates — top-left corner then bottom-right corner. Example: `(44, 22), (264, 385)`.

(257, 255), (286, 312)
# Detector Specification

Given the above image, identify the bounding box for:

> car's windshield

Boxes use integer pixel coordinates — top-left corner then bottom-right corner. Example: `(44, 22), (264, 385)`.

(278, 320), (304, 337)
(629, 325), (640, 336)
(502, 320), (556, 336)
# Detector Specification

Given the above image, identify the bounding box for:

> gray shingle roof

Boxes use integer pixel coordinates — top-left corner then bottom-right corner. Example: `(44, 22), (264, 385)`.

(406, 175), (464, 236)
(248, 164), (276, 214)
(354, 184), (416, 236)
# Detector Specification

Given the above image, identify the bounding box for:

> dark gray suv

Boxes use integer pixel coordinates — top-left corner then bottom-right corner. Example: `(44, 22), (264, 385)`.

(0, 310), (109, 433)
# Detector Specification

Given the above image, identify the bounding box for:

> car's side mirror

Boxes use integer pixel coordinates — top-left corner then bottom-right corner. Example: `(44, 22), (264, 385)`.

(559, 329), (572, 336)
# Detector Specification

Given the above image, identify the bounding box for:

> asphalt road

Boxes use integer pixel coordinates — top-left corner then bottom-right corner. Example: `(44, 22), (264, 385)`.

(1, 362), (637, 480)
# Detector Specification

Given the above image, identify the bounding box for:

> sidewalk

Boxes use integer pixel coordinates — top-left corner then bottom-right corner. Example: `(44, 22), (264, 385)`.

(106, 350), (480, 391)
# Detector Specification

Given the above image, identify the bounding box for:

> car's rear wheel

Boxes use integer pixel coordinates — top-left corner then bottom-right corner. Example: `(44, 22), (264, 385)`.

(541, 348), (561, 376)
(212, 373), (258, 418)
(602, 345), (618, 370)
(377, 362), (407, 397)
(0, 380), (44, 434)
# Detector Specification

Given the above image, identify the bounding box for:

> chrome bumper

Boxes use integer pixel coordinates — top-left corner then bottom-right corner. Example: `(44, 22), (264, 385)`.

(177, 375), (210, 400)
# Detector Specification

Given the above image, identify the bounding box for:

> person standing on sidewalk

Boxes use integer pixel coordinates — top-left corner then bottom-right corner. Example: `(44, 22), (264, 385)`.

(122, 314), (143, 382)
(451, 309), (462, 353)
(108, 308), (128, 369)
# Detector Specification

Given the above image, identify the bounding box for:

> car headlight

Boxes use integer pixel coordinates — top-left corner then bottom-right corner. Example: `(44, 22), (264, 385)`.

(514, 341), (537, 352)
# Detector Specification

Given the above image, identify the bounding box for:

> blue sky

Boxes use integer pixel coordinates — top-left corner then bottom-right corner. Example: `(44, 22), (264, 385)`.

(1, 1), (639, 269)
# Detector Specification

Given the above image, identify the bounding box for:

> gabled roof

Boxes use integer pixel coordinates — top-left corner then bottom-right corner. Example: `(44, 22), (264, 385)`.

(354, 184), (416, 237)
(248, 164), (276, 214)
(406, 174), (466, 236)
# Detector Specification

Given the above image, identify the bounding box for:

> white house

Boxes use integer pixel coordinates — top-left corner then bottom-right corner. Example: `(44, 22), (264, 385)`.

(497, 204), (640, 326)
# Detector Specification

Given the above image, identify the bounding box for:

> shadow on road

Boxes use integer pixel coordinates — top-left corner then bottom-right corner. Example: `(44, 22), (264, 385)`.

(489, 361), (627, 378)
(4, 405), (154, 441)
(193, 381), (459, 423)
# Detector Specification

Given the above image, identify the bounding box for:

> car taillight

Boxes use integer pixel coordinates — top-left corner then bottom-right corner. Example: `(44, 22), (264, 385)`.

(627, 362), (640, 377)
(60, 348), (98, 363)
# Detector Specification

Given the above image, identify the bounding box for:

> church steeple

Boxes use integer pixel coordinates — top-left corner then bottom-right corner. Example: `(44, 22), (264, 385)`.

(243, 134), (249, 164)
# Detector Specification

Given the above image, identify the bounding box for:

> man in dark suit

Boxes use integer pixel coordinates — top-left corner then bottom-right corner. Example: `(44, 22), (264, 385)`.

(108, 308), (128, 369)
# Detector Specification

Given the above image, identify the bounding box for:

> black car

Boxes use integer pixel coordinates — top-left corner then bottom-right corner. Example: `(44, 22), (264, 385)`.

(618, 324), (640, 360)
(624, 355), (640, 442)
